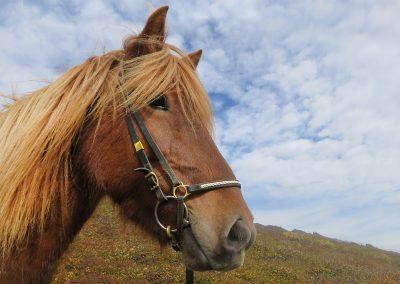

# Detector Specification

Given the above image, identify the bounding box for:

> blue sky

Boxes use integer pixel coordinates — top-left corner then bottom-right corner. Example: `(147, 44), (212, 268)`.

(1, 0), (400, 252)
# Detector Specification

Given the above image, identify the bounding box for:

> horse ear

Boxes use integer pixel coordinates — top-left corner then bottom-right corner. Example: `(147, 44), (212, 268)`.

(187, 49), (202, 68)
(124, 6), (169, 58)
(140, 6), (168, 38)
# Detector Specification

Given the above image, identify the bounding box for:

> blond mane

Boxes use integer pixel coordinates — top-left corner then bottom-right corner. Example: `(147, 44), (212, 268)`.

(0, 38), (212, 257)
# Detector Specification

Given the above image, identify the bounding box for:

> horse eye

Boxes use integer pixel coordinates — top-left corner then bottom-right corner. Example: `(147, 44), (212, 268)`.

(149, 96), (168, 110)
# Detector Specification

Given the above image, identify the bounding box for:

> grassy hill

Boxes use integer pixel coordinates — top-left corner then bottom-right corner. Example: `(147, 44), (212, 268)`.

(52, 199), (400, 283)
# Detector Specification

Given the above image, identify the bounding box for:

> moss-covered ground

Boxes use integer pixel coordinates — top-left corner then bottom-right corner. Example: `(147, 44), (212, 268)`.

(53, 199), (400, 283)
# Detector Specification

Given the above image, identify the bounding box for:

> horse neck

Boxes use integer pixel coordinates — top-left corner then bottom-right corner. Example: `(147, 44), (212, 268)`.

(1, 180), (104, 283)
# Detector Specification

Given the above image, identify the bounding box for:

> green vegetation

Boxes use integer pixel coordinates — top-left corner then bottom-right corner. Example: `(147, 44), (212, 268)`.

(53, 199), (400, 283)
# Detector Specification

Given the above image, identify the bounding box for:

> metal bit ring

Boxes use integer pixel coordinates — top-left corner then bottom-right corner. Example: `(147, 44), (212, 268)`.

(154, 196), (189, 232)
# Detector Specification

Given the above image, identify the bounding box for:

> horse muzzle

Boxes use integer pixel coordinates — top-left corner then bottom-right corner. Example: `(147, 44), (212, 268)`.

(181, 218), (256, 271)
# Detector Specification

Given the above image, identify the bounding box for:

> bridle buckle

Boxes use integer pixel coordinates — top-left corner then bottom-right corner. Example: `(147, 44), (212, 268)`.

(144, 171), (160, 191)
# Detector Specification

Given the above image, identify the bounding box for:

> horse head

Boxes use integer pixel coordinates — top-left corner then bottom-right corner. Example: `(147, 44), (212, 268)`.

(79, 6), (256, 271)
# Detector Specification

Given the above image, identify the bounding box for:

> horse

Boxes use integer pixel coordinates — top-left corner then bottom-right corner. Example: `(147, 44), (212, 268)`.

(0, 6), (256, 283)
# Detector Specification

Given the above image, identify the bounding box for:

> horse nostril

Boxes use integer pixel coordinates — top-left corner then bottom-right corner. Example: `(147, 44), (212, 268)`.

(226, 219), (251, 252)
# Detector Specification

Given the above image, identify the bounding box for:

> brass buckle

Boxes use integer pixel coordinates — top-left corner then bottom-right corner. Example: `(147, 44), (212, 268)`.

(144, 171), (159, 190)
(173, 183), (190, 198)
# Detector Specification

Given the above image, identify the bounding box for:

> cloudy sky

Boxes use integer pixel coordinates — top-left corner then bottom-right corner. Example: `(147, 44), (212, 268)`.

(1, 0), (400, 252)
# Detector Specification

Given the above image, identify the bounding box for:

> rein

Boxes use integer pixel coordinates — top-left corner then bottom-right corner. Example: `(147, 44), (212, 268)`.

(125, 110), (241, 283)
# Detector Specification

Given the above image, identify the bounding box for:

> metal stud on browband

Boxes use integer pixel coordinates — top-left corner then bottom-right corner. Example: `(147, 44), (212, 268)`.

(134, 140), (144, 152)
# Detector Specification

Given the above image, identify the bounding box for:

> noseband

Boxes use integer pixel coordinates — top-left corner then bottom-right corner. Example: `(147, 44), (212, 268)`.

(125, 110), (241, 283)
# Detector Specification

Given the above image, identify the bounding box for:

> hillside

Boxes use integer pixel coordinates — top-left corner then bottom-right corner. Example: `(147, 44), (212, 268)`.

(52, 199), (400, 283)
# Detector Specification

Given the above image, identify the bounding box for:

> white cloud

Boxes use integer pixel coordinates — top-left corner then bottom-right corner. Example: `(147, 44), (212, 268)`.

(194, 0), (400, 251)
(1, 0), (400, 251)
(0, 0), (141, 94)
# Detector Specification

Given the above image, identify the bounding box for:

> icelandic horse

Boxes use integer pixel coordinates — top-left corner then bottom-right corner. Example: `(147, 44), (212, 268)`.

(0, 6), (255, 283)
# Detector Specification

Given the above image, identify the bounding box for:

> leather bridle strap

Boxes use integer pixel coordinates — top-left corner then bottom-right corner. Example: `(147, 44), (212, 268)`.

(125, 113), (166, 201)
(187, 180), (241, 193)
(133, 111), (182, 187)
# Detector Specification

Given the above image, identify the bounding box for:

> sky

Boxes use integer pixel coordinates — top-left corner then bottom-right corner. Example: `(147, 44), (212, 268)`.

(1, 0), (400, 252)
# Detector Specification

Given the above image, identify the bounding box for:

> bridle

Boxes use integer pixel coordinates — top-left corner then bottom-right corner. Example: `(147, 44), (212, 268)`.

(125, 109), (241, 283)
